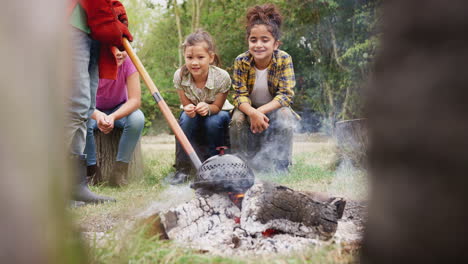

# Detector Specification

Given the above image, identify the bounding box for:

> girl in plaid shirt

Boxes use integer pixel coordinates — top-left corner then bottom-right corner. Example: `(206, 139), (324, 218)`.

(230, 4), (299, 173)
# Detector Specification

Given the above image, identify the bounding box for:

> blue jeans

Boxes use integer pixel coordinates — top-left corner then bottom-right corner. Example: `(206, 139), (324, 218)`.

(176, 111), (231, 168)
(66, 28), (100, 156)
(84, 106), (145, 165)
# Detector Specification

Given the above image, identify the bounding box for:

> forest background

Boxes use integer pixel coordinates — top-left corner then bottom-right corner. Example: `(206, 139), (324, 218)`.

(121, 0), (380, 135)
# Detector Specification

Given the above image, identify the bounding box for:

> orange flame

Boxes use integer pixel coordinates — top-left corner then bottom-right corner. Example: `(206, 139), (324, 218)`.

(235, 193), (244, 199)
(228, 192), (245, 209)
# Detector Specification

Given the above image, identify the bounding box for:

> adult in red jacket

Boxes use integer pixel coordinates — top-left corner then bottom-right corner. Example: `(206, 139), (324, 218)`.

(68, 0), (133, 204)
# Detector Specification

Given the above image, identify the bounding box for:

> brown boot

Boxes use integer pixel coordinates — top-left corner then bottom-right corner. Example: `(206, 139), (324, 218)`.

(109, 161), (129, 187)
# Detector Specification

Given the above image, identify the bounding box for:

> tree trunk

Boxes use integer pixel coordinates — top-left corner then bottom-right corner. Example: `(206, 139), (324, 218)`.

(335, 118), (368, 168)
(173, 0), (183, 66)
(93, 129), (143, 184)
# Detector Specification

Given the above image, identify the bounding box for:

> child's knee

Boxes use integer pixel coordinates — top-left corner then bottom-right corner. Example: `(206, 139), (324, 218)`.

(277, 107), (293, 119)
(127, 110), (145, 131)
(206, 112), (229, 129)
(274, 107), (296, 129)
(230, 110), (248, 130)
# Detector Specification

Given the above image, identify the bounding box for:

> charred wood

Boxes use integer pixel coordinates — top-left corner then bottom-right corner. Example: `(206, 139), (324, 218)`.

(241, 182), (345, 240)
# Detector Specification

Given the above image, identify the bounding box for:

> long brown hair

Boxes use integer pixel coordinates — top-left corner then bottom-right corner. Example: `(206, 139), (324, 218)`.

(245, 3), (283, 41)
(180, 29), (221, 78)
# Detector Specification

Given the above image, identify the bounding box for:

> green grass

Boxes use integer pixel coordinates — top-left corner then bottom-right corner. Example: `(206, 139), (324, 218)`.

(72, 135), (362, 263)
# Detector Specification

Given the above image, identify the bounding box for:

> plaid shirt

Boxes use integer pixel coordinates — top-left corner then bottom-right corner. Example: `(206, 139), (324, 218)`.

(232, 49), (296, 108)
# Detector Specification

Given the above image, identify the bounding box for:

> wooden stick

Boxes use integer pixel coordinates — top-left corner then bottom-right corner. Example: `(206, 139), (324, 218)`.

(123, 38), (202, 170)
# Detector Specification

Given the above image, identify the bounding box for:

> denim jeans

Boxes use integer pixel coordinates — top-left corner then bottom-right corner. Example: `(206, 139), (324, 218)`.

(84, 106), (145, 165)
(175, 111), (231, 169)
(66, 27), (100, 156)
(229, 107), (296, 171)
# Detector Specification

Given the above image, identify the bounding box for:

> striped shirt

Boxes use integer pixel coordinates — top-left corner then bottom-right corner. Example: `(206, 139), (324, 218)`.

(232, 49), (296, 108)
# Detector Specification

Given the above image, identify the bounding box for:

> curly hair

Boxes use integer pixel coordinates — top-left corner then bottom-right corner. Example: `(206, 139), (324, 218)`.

(246, 3), (283, 40)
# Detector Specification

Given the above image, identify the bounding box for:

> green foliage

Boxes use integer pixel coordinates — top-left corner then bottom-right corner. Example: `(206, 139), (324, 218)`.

(123, 0), (381, 134)
(278, 0), (380, 125)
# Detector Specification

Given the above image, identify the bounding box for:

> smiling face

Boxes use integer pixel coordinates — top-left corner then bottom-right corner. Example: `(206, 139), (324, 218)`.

(184, 42), (214, 82)
(248, 24), (279, 69)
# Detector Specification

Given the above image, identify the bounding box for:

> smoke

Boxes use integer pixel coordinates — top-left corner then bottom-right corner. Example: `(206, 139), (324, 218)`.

(328, 157), (368, 201)
(138, 185), (195, 218)
(244, 108), (299, 172)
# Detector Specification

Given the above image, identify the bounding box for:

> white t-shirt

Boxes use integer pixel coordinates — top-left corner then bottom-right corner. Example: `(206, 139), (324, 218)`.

(250, 67), (273, 107)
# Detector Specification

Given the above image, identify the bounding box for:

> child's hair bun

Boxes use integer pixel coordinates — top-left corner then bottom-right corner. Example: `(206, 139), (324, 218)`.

(246, 4), (283, 40)
(247, 4), (282, 29)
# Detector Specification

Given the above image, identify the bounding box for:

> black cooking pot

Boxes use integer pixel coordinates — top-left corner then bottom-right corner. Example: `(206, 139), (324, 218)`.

(190, 154), (255, 193)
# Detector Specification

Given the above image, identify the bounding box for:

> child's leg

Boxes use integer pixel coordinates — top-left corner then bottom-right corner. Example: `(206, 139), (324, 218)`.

(84, 118), (99, 166)
(203, 111), (230, 157)
(113, 109), (145, 163)
(229, 109), (251, 159)
(264, 107), (296, 171)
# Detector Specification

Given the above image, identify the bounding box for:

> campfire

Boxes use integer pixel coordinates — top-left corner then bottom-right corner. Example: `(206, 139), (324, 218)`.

(140, 179), (363, 256)
(137, 150), (364, 255)
(228, 192), (244, 209)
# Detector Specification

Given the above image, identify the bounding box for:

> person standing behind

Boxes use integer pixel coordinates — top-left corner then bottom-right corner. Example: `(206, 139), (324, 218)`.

(230, 4), (299, 173)
(85, 49), (144, 187)
(68, 0), (133, 204)
(169, 29), (232, 184)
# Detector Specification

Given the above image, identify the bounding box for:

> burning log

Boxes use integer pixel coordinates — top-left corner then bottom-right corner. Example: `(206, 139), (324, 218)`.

(241, 181), (345, 240)
(154, 182), (347, 255)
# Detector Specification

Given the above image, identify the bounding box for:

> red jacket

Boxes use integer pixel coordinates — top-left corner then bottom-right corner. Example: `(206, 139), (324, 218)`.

(70, 0), (133, 80)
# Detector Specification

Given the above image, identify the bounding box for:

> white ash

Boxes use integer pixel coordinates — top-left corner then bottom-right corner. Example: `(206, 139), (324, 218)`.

(158, 191), (324, 255)
(159, 193), (240, 243)
(334, 220), (363, 243)
(156, 187), (356, 256)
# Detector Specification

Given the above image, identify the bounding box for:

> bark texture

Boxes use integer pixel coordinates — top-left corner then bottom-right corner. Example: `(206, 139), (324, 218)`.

(93, 128), (143, 183)
(241, 182), (344, 240)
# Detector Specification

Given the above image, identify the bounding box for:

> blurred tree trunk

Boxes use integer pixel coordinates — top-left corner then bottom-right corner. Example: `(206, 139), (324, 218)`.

(173, 0), (183, 66)
(93, 129), (143, 184)
(191, 0), (203, 31)
(0, 0), (85, 263)
(362, 0), (468, 263)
